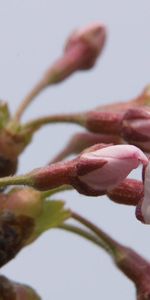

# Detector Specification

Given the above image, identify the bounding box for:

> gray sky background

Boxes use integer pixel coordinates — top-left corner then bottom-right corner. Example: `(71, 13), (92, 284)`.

(0, 1), (150, 299)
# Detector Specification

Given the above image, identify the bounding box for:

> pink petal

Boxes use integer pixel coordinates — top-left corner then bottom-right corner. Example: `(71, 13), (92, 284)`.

(82, 144), (148, 165)
(80, 145), (148, 192)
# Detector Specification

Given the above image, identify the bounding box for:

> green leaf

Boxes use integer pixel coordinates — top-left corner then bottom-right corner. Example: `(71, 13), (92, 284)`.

(32, 200), (71, 240)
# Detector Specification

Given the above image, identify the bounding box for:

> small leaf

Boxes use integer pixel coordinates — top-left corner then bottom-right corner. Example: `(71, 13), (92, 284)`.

(30, 200), (71, 241)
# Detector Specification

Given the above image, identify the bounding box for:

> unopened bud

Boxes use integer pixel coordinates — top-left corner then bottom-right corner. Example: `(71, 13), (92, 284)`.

(0, 188), (42, 218)
(0, 126), (33, 178)
(95, 84), (150, 114)
(107, 178), (144, 206)
(29, 161), (73, 191)
(0, 155), (17, 178)
(65, 22), (106, 69)
(0, 188), (70, 264)
(14, 282), (41, 300)
(70, 144), (147, 196)
(0, 211), (34, 267)
(121, 107), (150, 151)
(0, 103), (20, 177)
(115, 246), (150, 300)
(0, 275), (41, 300)
(0, 145), (147, 197)
(44, 23), (106, 85)
(84, 110), (123, 134)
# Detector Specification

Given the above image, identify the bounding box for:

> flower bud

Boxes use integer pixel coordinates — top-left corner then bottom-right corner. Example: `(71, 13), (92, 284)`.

(84, 110), (123, 134)
(65, 22), (106, 70)
(29, 162), (73, 191)
(107, 178), (144, 206)
(0, 127), (32, 178)
(43, 23), (106, 85)
(0, 103), (19, 177)
(0, 275), (41, 300)
(136, 159), (150, 224)
(0, 187), (70, 266)
(0, 188), (42, 218)
(95, 84), (150, 114)
(0, 145), (147, 197)
(115, 246), (150, 300)
(121, 107), (150, 151)
(0, 155), (17, 178)
(14, 282), (41, 300)
(70, 144), (148, 196)
(0, 211), (34, 267)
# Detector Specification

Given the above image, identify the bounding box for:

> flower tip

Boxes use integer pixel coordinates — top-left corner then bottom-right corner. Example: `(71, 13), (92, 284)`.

(76, 22), (107, 46)
(121, 108), (150, 151)
(65, 22), (106, 69)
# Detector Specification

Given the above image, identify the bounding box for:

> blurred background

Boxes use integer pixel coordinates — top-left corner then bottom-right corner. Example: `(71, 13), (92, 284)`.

(0, 0), (150, 299)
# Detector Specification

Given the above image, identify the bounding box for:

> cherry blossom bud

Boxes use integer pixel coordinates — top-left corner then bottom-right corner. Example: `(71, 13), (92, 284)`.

(76, 216), (150, 299)
(44, 23), (106, 84)
(29, 161), (73, 191)
(121, 107), (150, 151)
(0, 275), (41, 299)
(0, 188), (70, 266)
(107, 179), (144, 206)
(116, 246), (150, 300)
(84, 110), (123, 134)
(0, 212), (34, 267)
(0, 155), (17, 178)
(0, 103), (19, 177)
(70, 144), (148, 196)
(65, 22), (106, 70)
(136, 159), (150, 224)
(0, 145), (147, 196)
(14, 282), (41, 300)
(0, 188), (42, 218)
(95, 84), (150, 113)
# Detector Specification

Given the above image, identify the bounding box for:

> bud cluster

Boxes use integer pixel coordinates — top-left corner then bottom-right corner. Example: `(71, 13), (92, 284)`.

(0, 20), (150, 300)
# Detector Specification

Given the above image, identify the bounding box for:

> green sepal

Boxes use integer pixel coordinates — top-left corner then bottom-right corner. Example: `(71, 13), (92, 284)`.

(0, 101), (10, 129)
(29, 200), (71, 242)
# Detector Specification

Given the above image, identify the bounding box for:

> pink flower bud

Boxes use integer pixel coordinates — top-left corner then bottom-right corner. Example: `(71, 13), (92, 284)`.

(14, 282), (41, 299)
(0, 188), (42, 218)
(84, 110), (123, 134)
(0, 212), (34, 267)
(136, 159), (150, 224)
(107, 179), (144, 206)
(0, 275), (41, 300)
(70, 144), (148, 196)
(65, 22), (106, 69)
(121, 107), (150, 151)
(116, 246), (150, 300)
(43, 23), (106, 85)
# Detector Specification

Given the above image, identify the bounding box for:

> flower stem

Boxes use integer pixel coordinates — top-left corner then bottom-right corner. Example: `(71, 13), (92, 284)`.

(41, 184), (73, 198)
(59, 214), (150, 295)
(71, 211), (121, 257)
(14, 78), (48, 121)
(13, 41), (94, 122)
(22, 113), (84, 133)
(58, 224), (109, 250)
(0, 174), (33, 188)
